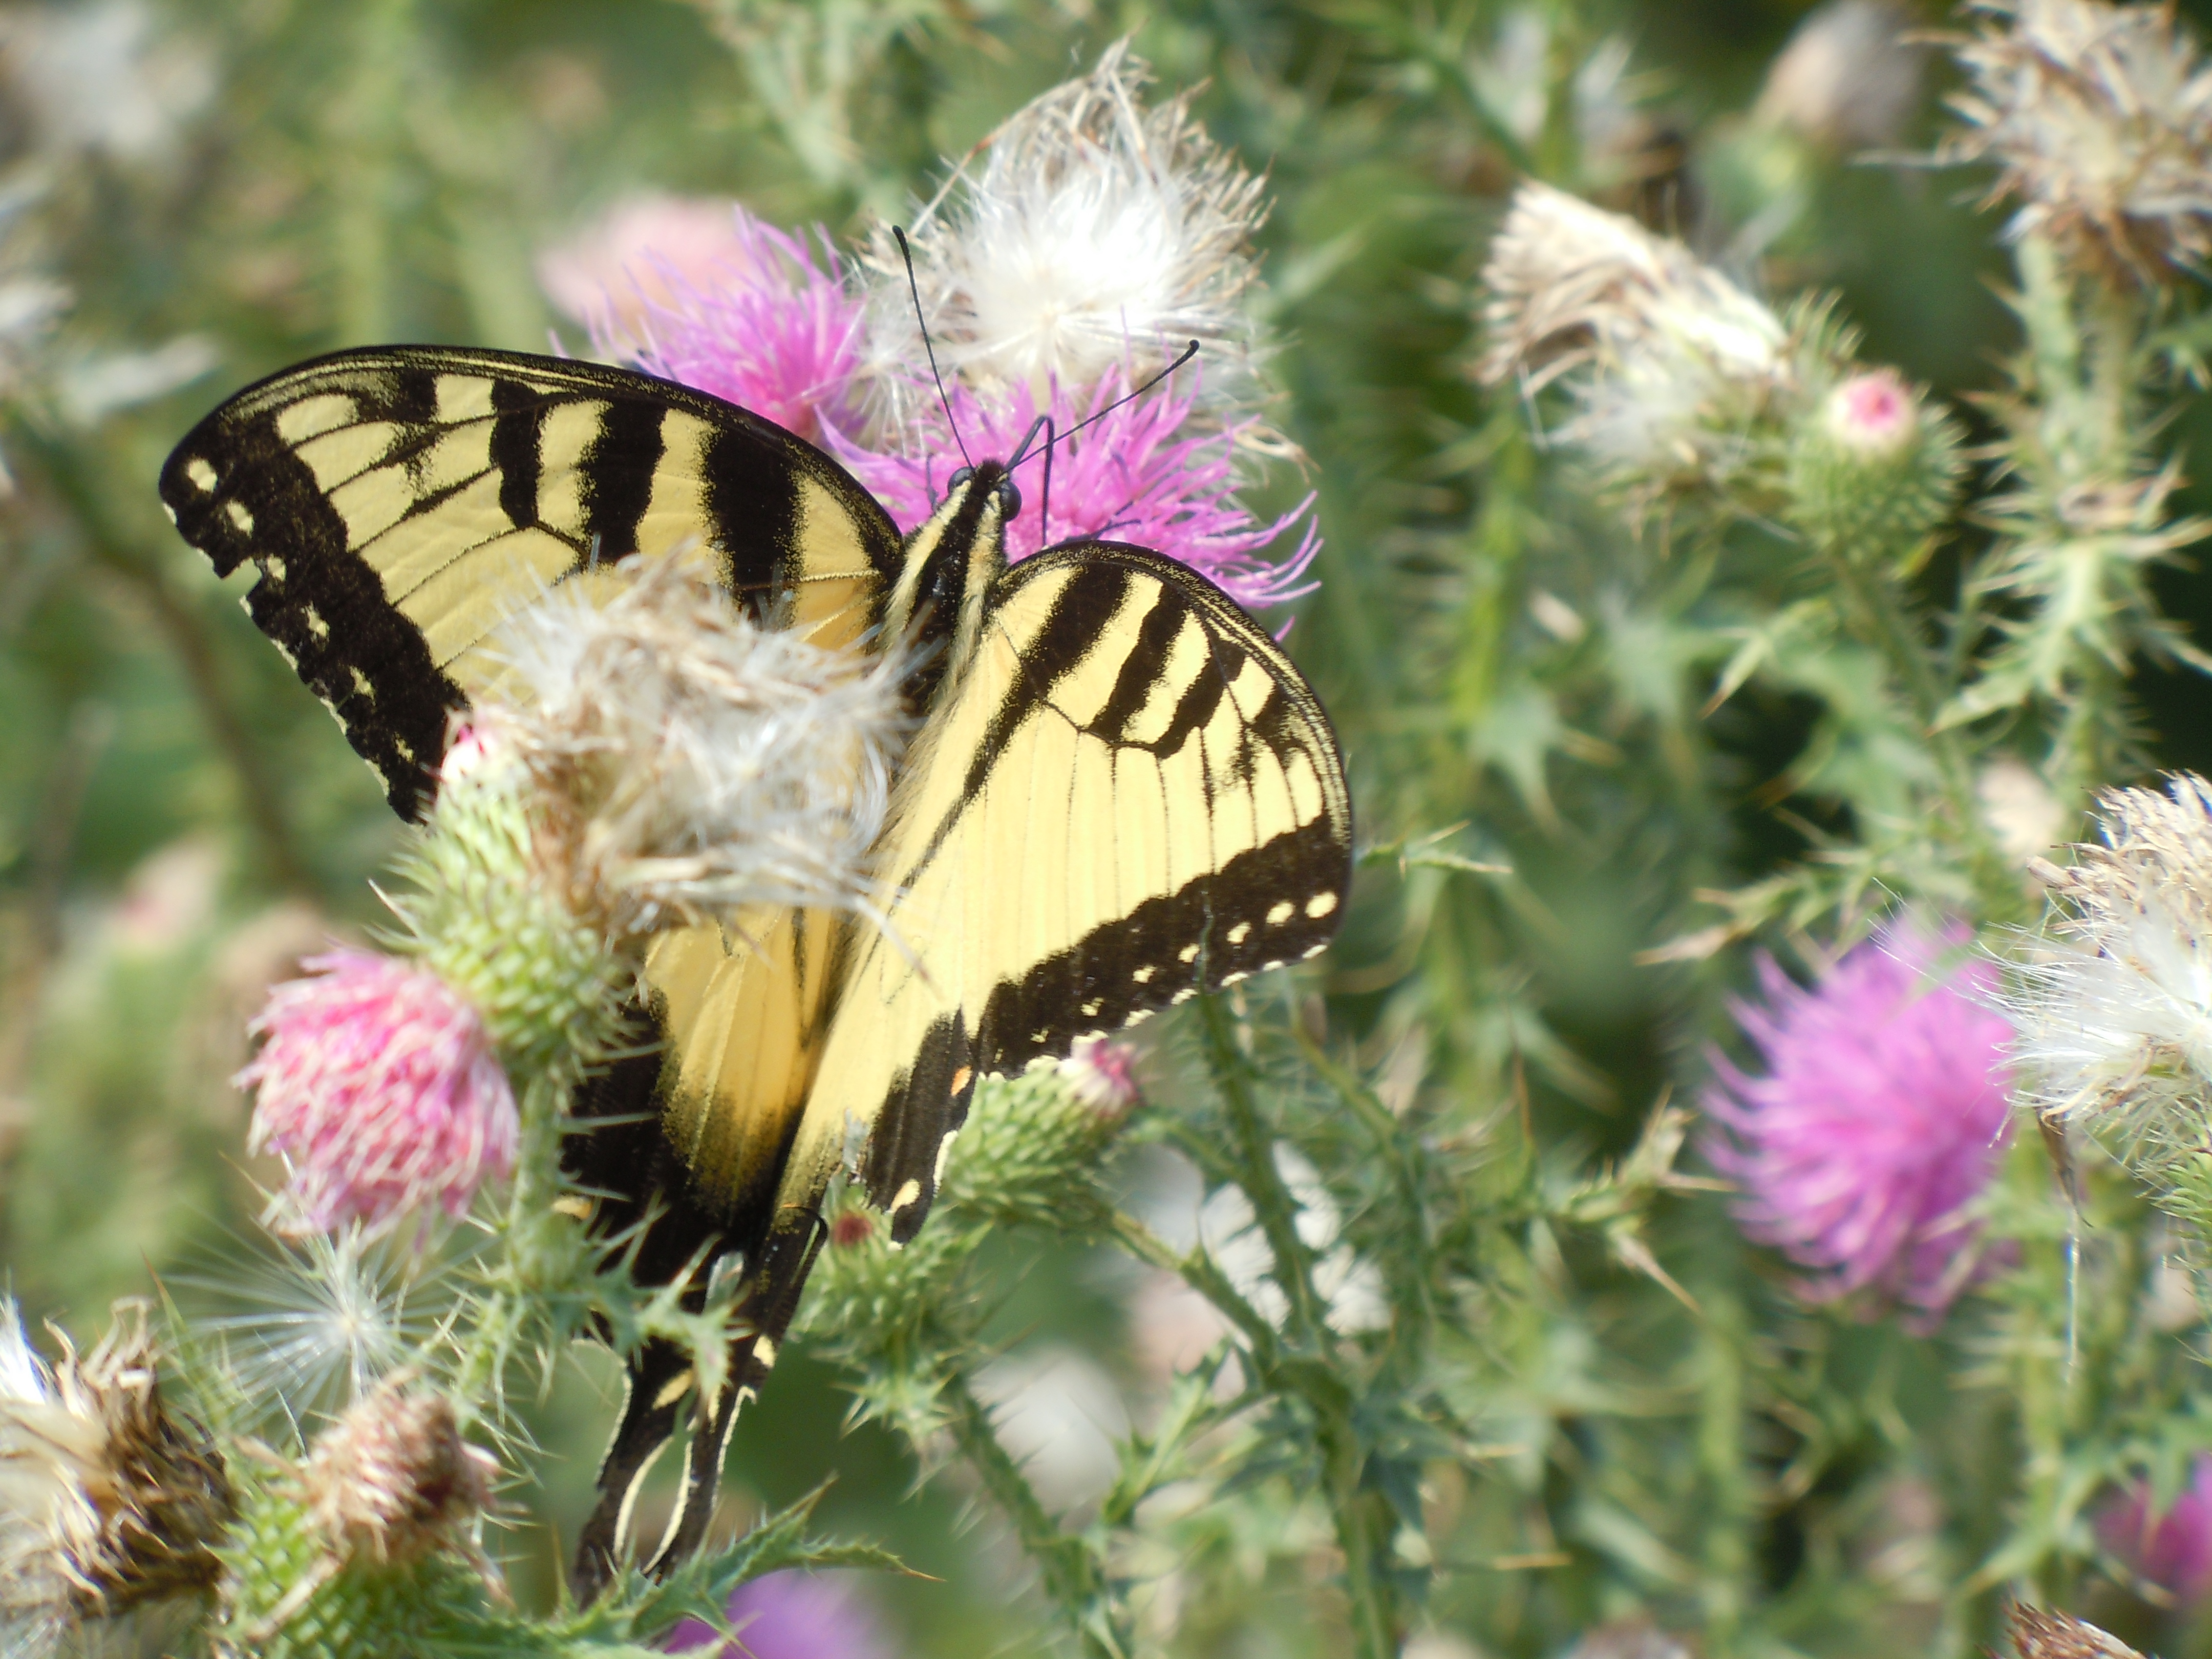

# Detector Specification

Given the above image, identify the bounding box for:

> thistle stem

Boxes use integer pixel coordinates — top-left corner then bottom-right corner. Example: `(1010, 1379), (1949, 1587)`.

(941, 1368), (1128, 1659)
(1191, 994), (1401, 1659)
(1824, 551), (2027, 924)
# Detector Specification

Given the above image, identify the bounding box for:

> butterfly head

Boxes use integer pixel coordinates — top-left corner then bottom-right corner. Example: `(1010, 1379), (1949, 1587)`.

(885, 459), (1020, 678)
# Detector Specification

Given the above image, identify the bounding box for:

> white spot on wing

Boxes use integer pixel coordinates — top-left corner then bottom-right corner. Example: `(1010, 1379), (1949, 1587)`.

(185, 457), (218, 492)
(1171, 988), (1196, 1005)
(1267, 901), (1295, 926)
(887, 1178), (922, 1215)
(1307, 891), (1339, 919)
(1227, 922), (1252, 946)
(1132, 965), (1156, 984)
(224, 499), (254, 534)
(1177, 944), (1200, 964)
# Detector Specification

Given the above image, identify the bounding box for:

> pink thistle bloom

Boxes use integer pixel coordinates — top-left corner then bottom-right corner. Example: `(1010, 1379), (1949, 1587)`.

(237, 949), (518, 1236)
(589, 204), (864, 443)
(538, 195), (762, 340)
(1703, 924), (2016, 1328)
(1824, 368), (1920, 459)
(2098, 1455), (2212, 1604)
(828, 371), (1319, 612)
(664, 1570), (896, 1659)
(1060, 1035), (1141, 1119)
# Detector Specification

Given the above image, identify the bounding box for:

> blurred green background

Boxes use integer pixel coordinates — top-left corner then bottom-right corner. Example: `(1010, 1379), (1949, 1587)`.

(8, 1), (2212, 1653)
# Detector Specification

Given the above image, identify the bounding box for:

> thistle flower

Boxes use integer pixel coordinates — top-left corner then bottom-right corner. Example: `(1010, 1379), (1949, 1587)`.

(2005, 776), (2212, 1227)
(2007, 1604), (2143, 1658)
(663, 1569), (897, 1659)
(1478, 182), (1791, 490)
(1784, 368), (1966, 559)
(238, 950), (518, 1238)
(1704, 925), (2016, 1327)
(539, 195), (759, 336)
(1943, 0), (2212, 284)
(601, 205), (864, 443)
(484, 555), (905, 944)
(1059, 1035), (1140, 1118)
(830, 373), (1318, 608)
(0, 1299), (232, 1642)
(867, 41), (1265, 420)
(2096, 1454), (2212, 1604)
(300, 1379), (497, 1568)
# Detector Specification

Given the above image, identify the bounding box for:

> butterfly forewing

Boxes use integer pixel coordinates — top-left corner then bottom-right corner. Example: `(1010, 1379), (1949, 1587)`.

(158, 346), (901, 818)
(785, 540), (1353, 1243)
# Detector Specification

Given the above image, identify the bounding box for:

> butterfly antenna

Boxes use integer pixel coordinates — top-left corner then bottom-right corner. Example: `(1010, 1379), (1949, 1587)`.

(1007, 339), (1201, 479)
(894, 226), (971, 471)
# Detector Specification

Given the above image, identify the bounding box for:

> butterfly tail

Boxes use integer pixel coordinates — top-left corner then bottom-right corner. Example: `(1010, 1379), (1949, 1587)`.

(570, 1336), (695, 1604)
(643, 1224), (827, 1575)
(568, 1225), (826, 1602)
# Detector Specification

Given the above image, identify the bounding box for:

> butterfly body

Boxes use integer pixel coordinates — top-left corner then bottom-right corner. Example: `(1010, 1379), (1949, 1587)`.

(159, 347), (1352, 1598)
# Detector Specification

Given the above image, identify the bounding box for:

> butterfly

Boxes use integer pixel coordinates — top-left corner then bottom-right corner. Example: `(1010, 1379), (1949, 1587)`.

(158, 345), (1353, 1597)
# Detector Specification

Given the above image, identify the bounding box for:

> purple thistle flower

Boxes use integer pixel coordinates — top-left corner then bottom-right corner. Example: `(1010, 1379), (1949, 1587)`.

(828, 371), (1318, 612)
(593, 204), (865, 443)
(663, 1570), (897, 1659)
(2098, 1455), (2212, 1604)
(237, 949), (518, 1236)
(1703, 924), (2015, 1328)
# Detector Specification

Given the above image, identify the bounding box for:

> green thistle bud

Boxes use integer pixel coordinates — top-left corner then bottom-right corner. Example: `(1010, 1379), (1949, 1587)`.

(214, 1380), (502, 1659)
(1784, 369), (1964, 563)
(939, 1048), (1137, 1231)
(395, 732), (628, 1079)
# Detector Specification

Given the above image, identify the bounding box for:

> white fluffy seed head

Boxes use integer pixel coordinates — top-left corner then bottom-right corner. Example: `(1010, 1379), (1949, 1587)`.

(862, 41), (1268, 425)
(482, 554), (906, 946)
(1478, 182), (1791, 482)
(2005, 776), (2212, 1153)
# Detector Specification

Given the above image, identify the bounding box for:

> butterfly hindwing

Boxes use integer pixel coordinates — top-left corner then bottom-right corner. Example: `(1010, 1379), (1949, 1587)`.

(158, 346), (901, 818)
(785, 539), (1354, 1243)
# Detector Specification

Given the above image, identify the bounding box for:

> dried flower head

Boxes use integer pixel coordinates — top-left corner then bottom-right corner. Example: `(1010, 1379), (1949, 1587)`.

(239, 949), (518, 1237)
(485, 555), (905, 943)
(831, 372), (1318, 609)
(1704, 924), (2016, 1327)
(2007, 1604), (2143, 1659)
(1478, 182), (1791, 487)
(2006, 775), (2212, 1225)
(609, 207), (863, 442)
(867, 41), (1266, 419)
(1943, 0), (2212, 283)
(0, 1299), (232, 1636)
(1753, 0), (1928, 153)
(2096, 1453), (2212, 1604)
(302, 1377), (497, 1567)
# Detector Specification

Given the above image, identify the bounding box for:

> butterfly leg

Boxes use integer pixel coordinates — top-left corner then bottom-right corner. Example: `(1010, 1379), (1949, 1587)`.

(570, 1335), (695, 1604)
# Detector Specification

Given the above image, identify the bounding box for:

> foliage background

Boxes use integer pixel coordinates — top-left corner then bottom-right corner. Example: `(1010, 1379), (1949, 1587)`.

(9, 0), (2212, 1654)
